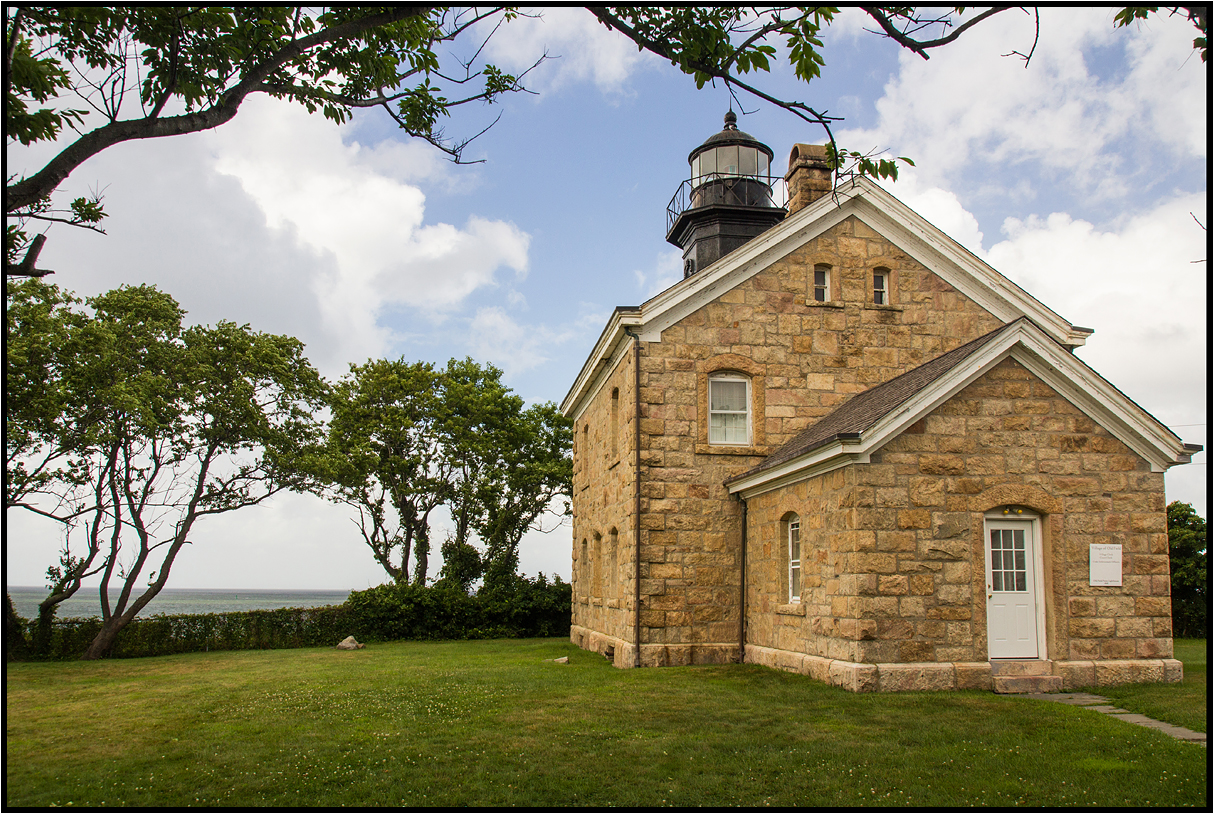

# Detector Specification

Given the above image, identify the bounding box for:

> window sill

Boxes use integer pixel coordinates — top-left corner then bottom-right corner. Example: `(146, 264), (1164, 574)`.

(865, 303), (903, 312)
(695, 443), (768, 456)
(775, 603), (806, 616)
(798, 298), (845, 309)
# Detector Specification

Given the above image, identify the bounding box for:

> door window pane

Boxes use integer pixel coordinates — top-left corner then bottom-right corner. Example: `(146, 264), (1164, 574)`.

(991, 528), (1029, 593)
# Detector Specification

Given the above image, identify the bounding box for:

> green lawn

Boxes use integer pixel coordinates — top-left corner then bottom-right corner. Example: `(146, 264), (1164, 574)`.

(1075, 638), (1207, 733)
(5, 638), (1208, 808)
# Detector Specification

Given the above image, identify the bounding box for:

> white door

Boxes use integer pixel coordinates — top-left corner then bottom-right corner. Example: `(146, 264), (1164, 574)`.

(985, 519), (1039, 659)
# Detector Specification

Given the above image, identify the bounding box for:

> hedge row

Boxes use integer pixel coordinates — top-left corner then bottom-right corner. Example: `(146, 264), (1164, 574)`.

(7, 577), (572, 661)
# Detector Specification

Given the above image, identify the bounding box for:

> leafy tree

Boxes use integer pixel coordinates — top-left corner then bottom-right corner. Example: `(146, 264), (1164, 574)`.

(325, 359), (449, 586)
(436, 358), (572, 592)
(1167, 501), (1208, 637)
(12, 6), (1204, 270)
(322, 357), (571, 591)
(4, 282), (328, 659)
(472, 401), (572, 592)
(5, 278), (86, 517)
(5, 6), (537, 267)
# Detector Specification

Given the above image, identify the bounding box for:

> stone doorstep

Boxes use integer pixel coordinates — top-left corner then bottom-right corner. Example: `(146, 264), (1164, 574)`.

(993, 674), (1063, 694)
(989, 658), (1053, 677)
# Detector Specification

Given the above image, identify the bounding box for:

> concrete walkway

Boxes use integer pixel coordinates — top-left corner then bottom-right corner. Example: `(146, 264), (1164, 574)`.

(1023, 692), (1207, 745)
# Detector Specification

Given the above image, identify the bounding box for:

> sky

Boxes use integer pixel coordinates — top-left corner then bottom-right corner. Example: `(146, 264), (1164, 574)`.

(6, 7), (1208, 591)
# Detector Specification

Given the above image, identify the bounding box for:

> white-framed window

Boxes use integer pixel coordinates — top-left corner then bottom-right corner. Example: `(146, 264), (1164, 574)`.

(873, 269), (889, 305)
(788, 516), (801, 603)
(812, 264), (831, 302)
(708, 374), (750, 445)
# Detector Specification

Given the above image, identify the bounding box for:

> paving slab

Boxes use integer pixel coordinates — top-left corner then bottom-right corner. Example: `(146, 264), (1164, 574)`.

(1107, 714), (1207, 744)
(1022, 692), (1108, 705)
(1021, 692), (1207, 745)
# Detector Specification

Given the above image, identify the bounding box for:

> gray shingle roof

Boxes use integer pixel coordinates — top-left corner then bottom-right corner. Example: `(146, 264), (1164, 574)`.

(731, 318), (1029, 482)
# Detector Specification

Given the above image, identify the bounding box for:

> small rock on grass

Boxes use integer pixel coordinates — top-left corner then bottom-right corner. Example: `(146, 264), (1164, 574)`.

(336, 635), (365, 650)
(543, 656), (569, 664)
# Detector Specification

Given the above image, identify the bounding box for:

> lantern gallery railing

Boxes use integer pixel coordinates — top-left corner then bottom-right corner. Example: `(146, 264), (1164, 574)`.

(667, 173), (788, 233)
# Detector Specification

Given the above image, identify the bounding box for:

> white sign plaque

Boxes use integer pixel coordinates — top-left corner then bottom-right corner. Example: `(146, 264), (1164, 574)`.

(1089, 544), (1123, 587)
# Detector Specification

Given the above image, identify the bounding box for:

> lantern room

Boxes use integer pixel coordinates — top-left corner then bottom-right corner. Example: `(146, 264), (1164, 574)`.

(666, 112), (786, 278)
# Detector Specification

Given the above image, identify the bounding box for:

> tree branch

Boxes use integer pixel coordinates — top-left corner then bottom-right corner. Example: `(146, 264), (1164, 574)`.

(859, 6), (1016, 59)
(6, 7), (429, 213)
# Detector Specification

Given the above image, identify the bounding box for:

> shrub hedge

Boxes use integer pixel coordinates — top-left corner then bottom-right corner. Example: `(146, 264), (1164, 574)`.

(7, 576), (572, 661)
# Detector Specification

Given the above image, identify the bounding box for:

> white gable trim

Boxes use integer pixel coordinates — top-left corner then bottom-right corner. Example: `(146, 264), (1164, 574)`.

(562, 310), (641, 421)
(562, 177), (1093, 419)
(637, 177), (1090, 346)
(726, 320), (1194, 500)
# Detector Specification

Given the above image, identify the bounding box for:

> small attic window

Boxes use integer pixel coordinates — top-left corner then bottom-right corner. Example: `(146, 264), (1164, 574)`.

(873, 269), (889, 305)
(813, 265), (831, 302)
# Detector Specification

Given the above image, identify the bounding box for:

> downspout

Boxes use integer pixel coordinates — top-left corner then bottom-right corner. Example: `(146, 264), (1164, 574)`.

(624, 327), (643, 668)
(737, 493), (748, 664)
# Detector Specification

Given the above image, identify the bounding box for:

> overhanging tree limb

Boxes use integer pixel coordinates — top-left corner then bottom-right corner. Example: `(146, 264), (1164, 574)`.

(6, 7), (430, 213)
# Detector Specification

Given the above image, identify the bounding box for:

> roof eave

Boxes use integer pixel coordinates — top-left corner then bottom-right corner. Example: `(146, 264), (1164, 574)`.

(560, 307), (642, 419)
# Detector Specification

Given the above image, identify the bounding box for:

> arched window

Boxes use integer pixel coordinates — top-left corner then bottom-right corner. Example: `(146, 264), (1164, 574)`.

(610, 388), (620, 456)
(708, 373), (751, 445)
(608, 528), (619, 599)
(579, 538), (588, 594)
(592, 532), (603, 599)
(787, 514), (802, 603)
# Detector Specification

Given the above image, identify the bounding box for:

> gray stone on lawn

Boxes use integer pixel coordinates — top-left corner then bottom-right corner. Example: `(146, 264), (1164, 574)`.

(544, 656), (569, 664)
(336, 636), (365, 650)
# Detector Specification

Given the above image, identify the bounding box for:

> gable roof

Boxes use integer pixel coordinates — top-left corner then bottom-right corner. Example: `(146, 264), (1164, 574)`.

(724, 317), (1199, 500)
(745, 321), (1020, 478)
(561, 176), (1092, 420)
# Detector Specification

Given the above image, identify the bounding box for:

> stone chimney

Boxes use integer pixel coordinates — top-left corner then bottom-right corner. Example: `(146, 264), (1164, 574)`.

(784, 143), (832, 216)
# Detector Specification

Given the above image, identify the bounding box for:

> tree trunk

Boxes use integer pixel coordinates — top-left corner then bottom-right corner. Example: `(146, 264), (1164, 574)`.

(81, 615), (129, 660)
(414, 530), (429, 586)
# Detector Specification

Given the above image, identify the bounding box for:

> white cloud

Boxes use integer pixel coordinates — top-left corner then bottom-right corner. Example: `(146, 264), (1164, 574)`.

(467, 304), (609, 378)
(634, 248), (684, 297)
(837, 7), (1205, 195)
(985, 192), (1206, 413)
(210, 96), (531, 363)
(879, 170), (986, 254)
(481, 7), (658, 93)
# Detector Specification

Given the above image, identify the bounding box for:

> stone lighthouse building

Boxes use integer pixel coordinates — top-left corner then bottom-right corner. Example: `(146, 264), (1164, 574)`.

(561, 114), (1199, 692)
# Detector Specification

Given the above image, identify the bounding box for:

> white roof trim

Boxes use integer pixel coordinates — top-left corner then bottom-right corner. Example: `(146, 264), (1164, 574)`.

(561, 309), (642, 420)
(726, 320), (1194, 499)
(562, 177), (1090, 418)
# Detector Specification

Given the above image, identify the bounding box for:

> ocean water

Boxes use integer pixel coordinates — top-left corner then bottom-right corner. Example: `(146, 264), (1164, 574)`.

(6, 586), (352, 621)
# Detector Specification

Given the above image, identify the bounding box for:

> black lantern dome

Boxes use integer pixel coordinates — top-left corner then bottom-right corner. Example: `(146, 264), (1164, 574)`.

(667, 112), (785, 278)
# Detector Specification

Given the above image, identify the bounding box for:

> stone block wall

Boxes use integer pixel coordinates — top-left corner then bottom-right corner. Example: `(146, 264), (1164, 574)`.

(742, 355), (1173, 678)
(614, 214), (1004, 659)
(570, 346), (638, 655)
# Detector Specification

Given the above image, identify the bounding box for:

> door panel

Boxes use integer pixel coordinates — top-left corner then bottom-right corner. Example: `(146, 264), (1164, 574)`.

(986, 521), (1039, 659)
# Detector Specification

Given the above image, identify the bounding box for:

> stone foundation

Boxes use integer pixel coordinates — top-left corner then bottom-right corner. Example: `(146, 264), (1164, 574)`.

(744, 643), (1183, 692)
(571, 626), (741, 668)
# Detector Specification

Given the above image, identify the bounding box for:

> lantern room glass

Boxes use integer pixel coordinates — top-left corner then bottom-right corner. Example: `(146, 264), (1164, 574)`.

(691, 145), (770, 184)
